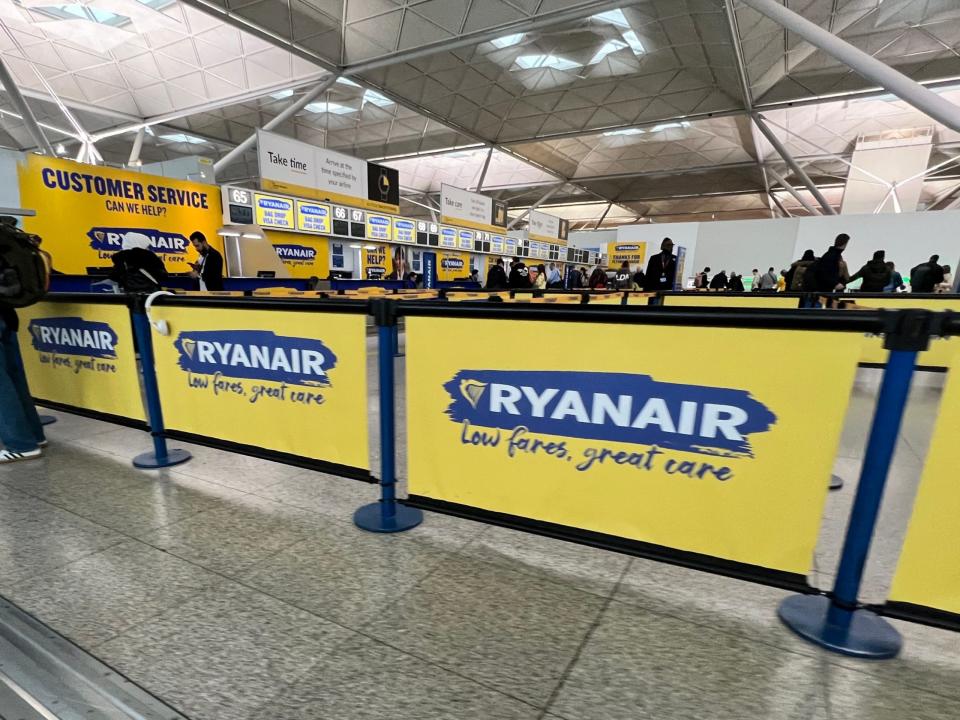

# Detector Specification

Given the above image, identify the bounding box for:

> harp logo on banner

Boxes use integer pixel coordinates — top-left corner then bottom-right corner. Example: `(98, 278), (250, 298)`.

(175, 330), (337, 388)
(87, 227), (190, 256)
(29, 317), (118, 359)
(444, 370), (776, 459)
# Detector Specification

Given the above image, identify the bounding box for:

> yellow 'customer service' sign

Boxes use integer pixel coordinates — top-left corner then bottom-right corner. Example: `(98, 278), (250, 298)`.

(18, 155), (223, 275)
(406, 317), (862, 575)
(18, 300), (146, 423)
(149, 304), (369, 472)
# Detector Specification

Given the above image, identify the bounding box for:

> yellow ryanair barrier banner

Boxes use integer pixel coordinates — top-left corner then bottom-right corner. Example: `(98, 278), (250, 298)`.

(850, 297), (960, 367)
(888, 344), (960, 616)
(149, 304), (369, 472)
(406, 317), (862, 574)
(662, 294), (801, 309)
(267, 231), (330, 279)
(17, 301), (146, 423)
(18, 155), (223, 275)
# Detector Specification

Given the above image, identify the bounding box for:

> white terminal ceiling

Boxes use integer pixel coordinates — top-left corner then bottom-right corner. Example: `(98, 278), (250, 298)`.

(1, 0), (960, 226)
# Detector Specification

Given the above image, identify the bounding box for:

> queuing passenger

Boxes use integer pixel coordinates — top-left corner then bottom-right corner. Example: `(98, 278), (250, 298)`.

(508, 259), (532, 289)
(910, 255), (944, 293)
(469, 268), (479, 283)
(567, 266), (585, 290)
(803, 233), (849, 292)
(777, 270), (788, 292)
(750, 268), (761, 291)
(937, 265), (953, 293)
(709, 270), (729, 290)
(642, 237), (677, 291)
(109, 231), (168, 292)
(786, 249), (816, 291)
(632, 266), (646, 290)
(848, 250), (891, 293)
(188, 231), (224, 291)
(486, 258), (508, 289)
(615, 261), (632, 290)
(533, 264), (547, 290)
(759, 267), (778, 291)
(728, 273), (745, 292)
(883, 262), (906, 292)
(695, 267), (711, 289)
(0, 249), (45, 463)
(588, 265), (608, 289)
(546, 262), (562, 288)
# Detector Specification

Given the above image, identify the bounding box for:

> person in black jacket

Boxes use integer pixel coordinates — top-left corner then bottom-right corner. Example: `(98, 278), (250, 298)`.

(709, 270), (729, 290)
(910, 255), (945, 293)
(109, 232), (168, 292)
(485, 258), (508, 289)
(508, 260), (532, 289)
(728, 273), (745, 292)
(0, 264), (45, 463)
(849, 250), (891, 293)
(642, 237), (677, 291)
(189, 231), (224, 291)
(804, 233), (849, 292)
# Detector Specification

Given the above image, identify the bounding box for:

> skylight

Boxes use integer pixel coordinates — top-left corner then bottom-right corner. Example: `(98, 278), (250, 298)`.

(271, 89), (294, 100)
(31, 4), (127, 25)
(303, 101), (355, 115)
(591, 8), (630, 28)
(589, 39), (627, 66)
(515, 54), (581, 72)
(622, 30), (645, 55)
(492, 33), (525, 49)
(362, 89), (393, 108)
(160, 133), (208, 145)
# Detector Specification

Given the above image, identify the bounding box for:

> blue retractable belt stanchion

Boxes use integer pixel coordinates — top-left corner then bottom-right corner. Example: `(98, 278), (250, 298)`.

(354, 300), (423, 533)
(130, 302), (191, 470)
(38, 414), (56, 426)
(778, 310), (939, 659)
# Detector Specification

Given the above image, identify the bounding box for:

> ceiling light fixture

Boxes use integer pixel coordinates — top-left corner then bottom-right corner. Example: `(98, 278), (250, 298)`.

(603, 128), (645, 137)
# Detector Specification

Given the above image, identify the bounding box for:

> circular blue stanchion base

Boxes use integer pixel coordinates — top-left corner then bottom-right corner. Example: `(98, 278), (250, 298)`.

(354, 502), (423, 533)
(830, 474), (844, 491)
(778, 594), (902, 659)
(39, 415), (57, 426)
(132, 448), (192, 469)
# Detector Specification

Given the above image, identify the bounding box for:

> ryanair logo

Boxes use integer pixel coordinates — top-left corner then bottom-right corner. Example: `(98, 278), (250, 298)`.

(441, 257), (465, 270)
(274, 244), (317, 261)
(175, 330), (337, 386)
(444, 370), (776, 457)
(29, 317), (118, 359)
(87, 227), (189, 254)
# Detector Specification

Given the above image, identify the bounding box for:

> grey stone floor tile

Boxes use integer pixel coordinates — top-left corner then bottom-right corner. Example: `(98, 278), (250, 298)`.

(138, 494), (333, 577)
(363, 553), (606, 707)
(94, 582), (359, 720)
(0, 484), (53, 525)
(460, 525), (630, 598)
(4, 541), (220, 648)
(32, 410), (120, 442)
(41, 471), (250, 536)
(401, 508), (492, 551)
(240, 521), (451, 628)
(168, 442), (306, 492)
(249, 635), (546, 720)
(253, 471), (380, 523)
(62, 425), (155, 461)
(0, 500), (125, 586)
(549, 600), (958, 720)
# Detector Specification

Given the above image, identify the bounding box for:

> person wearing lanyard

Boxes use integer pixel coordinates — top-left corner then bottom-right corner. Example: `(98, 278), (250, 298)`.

(642, 237), (677, 292)
(189, 231), (224, 291)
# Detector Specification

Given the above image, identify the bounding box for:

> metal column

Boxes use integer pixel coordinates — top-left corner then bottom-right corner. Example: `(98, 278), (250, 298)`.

(0, 59), (54, 156)
(754, 115), (835, 214)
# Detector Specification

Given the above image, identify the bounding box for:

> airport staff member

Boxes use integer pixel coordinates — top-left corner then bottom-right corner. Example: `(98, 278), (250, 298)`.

(189, 231), (224, 291)
(643, 237), (677, 291)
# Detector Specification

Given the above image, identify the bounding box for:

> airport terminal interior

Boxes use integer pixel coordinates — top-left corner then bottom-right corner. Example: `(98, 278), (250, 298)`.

(1, 0), (960, 718)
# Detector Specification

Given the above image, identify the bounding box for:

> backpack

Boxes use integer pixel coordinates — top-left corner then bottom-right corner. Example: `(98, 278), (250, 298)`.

(0, 220), (50, 308)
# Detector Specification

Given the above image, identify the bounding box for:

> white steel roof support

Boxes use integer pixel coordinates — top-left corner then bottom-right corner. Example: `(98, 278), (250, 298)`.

(753, 114), (835, 214)
(767, 167), (819, 216)
(0, 58), (54, 156)
(473, 147), (493, 192)
(742, 0), (960, 135)
(507, 182), (566, 229)
(213, 74), (340, 178)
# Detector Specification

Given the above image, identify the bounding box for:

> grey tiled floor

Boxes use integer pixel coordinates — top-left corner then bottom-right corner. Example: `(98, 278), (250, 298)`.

(0, 366), (957, 720)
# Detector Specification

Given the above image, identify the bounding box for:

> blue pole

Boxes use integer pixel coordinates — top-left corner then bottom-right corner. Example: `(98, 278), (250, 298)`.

(130, 307), (191, 469)
(354, 305), (423, 532)
(778, 348), (916, 659)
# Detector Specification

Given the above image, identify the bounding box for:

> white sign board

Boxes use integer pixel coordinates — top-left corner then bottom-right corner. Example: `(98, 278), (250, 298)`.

(441, 183), (492, 229)
(528, 209), (563, 242)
